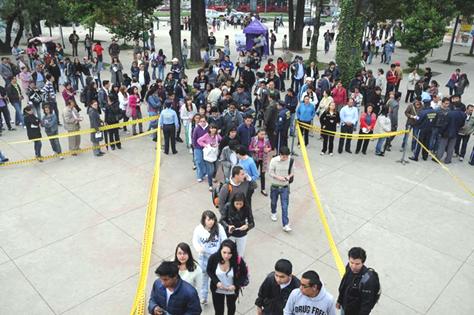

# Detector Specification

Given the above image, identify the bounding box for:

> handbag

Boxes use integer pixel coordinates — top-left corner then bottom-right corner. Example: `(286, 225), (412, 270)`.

(203, 145), (218, 162)
(94, 131), (103, 142)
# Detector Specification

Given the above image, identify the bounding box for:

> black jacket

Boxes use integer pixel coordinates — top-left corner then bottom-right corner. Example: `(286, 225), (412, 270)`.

(206, 252), (248, 295)
(88, 107), (102, 142)
(255, 272), (300, 315)
(337, 265), (380, 315)
(24, 113), (42, 140)
(220, 203), (255, 238)
(319, 110), (340, 132)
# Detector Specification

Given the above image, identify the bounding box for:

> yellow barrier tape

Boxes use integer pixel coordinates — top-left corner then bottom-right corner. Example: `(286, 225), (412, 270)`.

(296, 122), (346, 277)
(0, 128), (157, 167)
(411, 132), (474, 198)
(130, 127), (161, 315)
(298, 121), (408, 139)
(6, 115), (160, 145)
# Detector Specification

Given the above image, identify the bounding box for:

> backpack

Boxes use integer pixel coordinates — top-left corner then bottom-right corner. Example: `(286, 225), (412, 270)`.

(364, 268), (381, 304)
(212, 182), (232, 208)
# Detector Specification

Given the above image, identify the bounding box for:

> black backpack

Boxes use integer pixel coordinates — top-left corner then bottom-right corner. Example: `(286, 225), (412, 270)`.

(365, 268), (381, 304)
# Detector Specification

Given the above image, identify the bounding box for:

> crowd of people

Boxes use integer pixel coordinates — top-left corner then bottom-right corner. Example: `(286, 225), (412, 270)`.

(0, 13), (472, 315)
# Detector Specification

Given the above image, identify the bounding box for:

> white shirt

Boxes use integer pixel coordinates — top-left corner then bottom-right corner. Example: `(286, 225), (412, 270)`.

(138, 71), (146, 86)
(215, 265), (234, 295)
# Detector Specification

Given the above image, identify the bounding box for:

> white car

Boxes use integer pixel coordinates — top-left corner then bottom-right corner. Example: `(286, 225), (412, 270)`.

(206, 9), (223, 19)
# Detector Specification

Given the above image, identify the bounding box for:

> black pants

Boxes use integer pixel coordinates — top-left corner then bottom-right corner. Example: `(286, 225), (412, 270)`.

(122, 110), (129, 131)
(356, 130), (373, 153)
(162, 124), (176, 153)
(413, 129), (432, 160)
(256, 159), (266, 190)
(322, 133), (335, 153)
(72, 44), (78, 56)
(405, 90), (415, 103)
(298, 120), (311, 146)
(338, 124), (353, 153)
(276, 129), (288, 152)
(108, 128), (121, 149)
(50, 101), (60, 123)
(174, 108), (182, 138)
(211, 291), (237, 315)
(0, 106), (12, 129)
(455, 134), (470, 158)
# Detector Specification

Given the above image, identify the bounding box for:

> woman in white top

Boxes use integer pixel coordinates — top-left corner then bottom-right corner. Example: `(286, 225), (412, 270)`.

(118, 86), (129, 133)
(180, 97), (198, 153)
(192, 210), (227, 305)
(173, 242), (202, 294)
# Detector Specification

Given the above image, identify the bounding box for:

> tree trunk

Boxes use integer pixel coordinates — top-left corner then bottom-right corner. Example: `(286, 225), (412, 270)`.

(13, 15), (24, 46)
(4, 16), (15, 49)
(446, 15), (460, 63)
(469, 35), (474, 55)
(309, 0), (323, 63)
(288, 0), (295, 49)
(31, 20), (42, 37)
(290, 0), (305, 51)
(170, 0), (182, 61)
(191, 0), (207, 62)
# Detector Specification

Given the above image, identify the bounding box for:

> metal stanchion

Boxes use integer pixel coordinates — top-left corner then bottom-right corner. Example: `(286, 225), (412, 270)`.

(290, 119), (298, 156)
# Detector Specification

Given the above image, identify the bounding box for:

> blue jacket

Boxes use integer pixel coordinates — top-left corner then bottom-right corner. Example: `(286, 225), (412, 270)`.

(148, 277), (201, 315)
(441, 109), (466, 139)
(237, 123), (256, 147)
(220, 60), (234, 73)
(416, 107), (437, 130)
(296, 102), (316, 122)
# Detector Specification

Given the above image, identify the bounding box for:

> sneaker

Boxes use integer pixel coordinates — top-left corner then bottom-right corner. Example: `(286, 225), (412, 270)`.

(197, 178), (203, 183)
(459, 157), (464, 162)
(189, 148), (193, 154)
(208, 186), (213, 191)
(329, 153), (333, 156)
(59, 156), (64, 160)
(200, 299), (208, 305)
(271, 213), (277, 221)
(320, 151), (325, 155)
(192, 165), (197, 170)
(283, 225), (292, 232)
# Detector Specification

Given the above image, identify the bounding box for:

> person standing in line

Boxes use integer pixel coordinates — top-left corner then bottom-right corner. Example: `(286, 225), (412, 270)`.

(255, 259), (300, 315)
(41, 104), (63, 159)
(249, 129), (272, 196)
(108, 38), (121, 61)
(6, 76), (24, 126)
(159, 101), (179, 155)
(276, 101), (291, 152)
(69, 30), (79, 57)
(383, 91), (401, 152)
(336, 247), (381, 315)
(88, 100), (105, 157)
(454, 104), (474, 161)
(374, 106), (392, 156)
(198, 123), (222, 190)
(283, 270), (336, 315)
(218, 165), (251, 213)
(446, 68), (460, 96)
(338, 98), (358, 154)
(355, 104), (377, 154)
(192, 116), (209, 182)
(181, 39), (189, 69)
(192, 210), (227, 305)
(0, 84), (14, 132)
(23, 105), (43, 161)
(268, 146), (294, 232)
(220, 192), (255, 257)
(105, 84), (122, 150)
(296, 96), (316, 147)
(42, 74), (60, 123)
(436, 104), (466, 164)
(84, 34), (92, 59)
(206, 239), (249, 315)
(128, 86), (143, 135)
(208, 32), (217, 57)
(405, 69), (420, 103)
(63, 99), (82, 154)
(173, 242), (202, 295)
(320, 102), (340, 156)
(305, 27), (312, 47)
(148, 261), (202, 315)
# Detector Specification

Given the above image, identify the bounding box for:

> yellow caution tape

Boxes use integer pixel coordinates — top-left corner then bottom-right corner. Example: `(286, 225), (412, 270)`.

(7, 115), (160, 145)
(130, 127), (162, 315)
(411, 132), (474, 198)
(296, 122), (346, 277)
(0, 128), (157, 167)
(298, 121), (408, 139)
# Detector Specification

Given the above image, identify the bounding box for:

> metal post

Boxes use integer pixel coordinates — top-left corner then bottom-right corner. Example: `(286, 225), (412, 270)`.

(290, 120), (299, 156)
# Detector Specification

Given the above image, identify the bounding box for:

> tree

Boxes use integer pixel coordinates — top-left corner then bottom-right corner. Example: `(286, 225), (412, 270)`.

(399, 1), (447, 69)
(170, 0), (182, 61)
(446, 15), (461, 63)
(288, 0), (295, 48)
(446, 0), (474, 60)
(190, 0), (208, 63)
(309, 0), (324, 64)
(335, 0), (365, 87)
(289, 0), (305, 50)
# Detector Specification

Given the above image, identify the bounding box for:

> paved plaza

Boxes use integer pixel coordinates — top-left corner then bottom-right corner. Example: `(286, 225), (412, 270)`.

(1, 20), (474, 315)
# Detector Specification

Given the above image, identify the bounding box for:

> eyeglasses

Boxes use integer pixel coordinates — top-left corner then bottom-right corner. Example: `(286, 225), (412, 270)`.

(300, 283), (312, 289)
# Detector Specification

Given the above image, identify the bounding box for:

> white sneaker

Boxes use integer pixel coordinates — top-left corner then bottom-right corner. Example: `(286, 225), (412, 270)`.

(329, 153), (333, 156)
(189, 148), (193, 154)
(197, 178), (203, 183)
(200, 298), (208, 305)
(320, 151), (325, 155)
(208, 186), (213, 191)
(459, 157), (464, 162)
(59, 156), (64, 160)
(283, 225), (292, 232)
(271, 213), (277, 221)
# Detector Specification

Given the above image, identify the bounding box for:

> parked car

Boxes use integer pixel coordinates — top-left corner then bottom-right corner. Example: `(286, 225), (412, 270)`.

(303, 17), (327, 26)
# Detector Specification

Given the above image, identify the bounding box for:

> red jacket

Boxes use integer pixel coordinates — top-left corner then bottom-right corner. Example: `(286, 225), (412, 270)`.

(264, 63), (276, 73)
(386, 70), (397, 85)
(332, 87), (347, 105)
(277, 61), (288, 76)
(360, 112), (377, 131)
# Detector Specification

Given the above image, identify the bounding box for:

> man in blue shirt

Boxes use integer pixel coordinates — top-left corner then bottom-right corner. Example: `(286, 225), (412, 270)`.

(159, 100), (179, 154)
(148, 261), (201, 315)
(237, 114), (256, 148)
(292, 57), (305, 95)
(338, 98), (358, 154)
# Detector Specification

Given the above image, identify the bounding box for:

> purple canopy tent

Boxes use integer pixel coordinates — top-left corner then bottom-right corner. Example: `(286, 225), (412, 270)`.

(243, 19), (269, 55)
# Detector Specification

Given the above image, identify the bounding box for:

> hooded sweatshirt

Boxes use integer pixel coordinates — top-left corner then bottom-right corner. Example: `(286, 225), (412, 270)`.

(283, 286), (336, 315)
(192, 223), (227, 256)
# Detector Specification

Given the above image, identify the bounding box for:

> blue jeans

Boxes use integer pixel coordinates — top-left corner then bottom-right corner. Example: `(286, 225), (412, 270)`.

(375, 138), (385, 154)
(205, 161), (215, 186)
(151, 66), (157, 80)
(270, 185), (289, 226)
(209, 44), (216, 57)
(12, 101), (23, 125)
(157, 65), (165, 80)
(199, 253), (210, 300)
(429, 128), (440, 153)
(194, 148), (206, 180)
(34, 140), (42, 157)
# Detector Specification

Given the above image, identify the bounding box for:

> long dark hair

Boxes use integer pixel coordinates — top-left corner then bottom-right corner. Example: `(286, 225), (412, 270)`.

(229, 192), (248, 212)
(200, 210), (220, 242)
(174, 242), (197, 272)
(216, 239), (238, 274)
